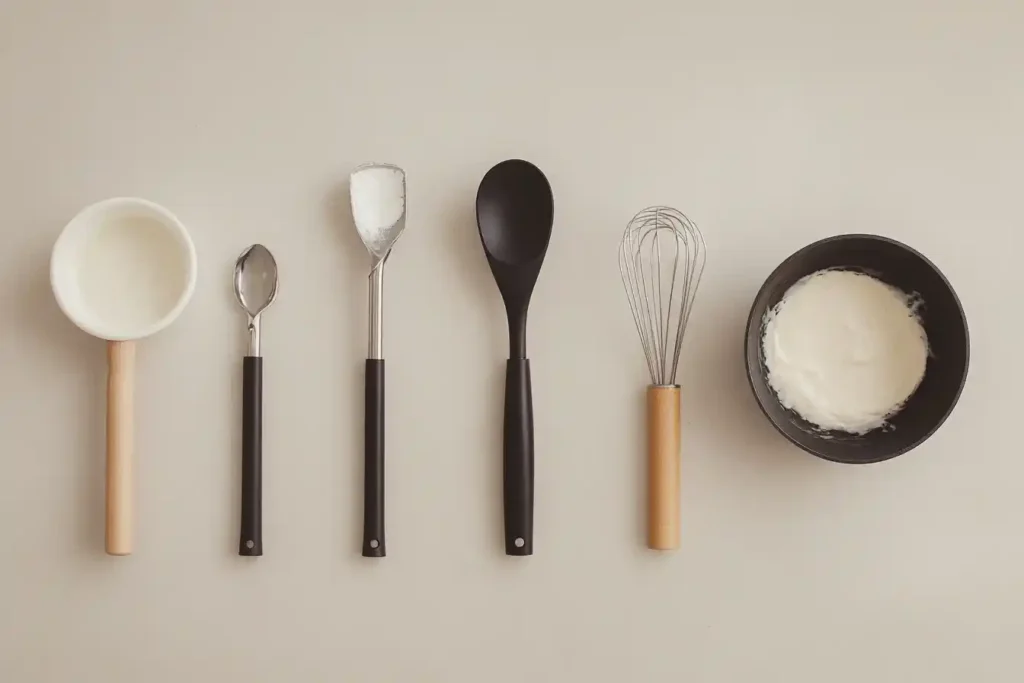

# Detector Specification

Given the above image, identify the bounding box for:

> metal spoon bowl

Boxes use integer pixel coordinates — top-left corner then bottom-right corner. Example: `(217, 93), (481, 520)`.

(234, 244), (278, 356)
(234, 244), (278, 317)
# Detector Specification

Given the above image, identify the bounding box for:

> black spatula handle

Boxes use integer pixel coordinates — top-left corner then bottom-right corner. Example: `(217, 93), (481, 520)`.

(239, 356), (263, 556)
(363, 359), (386, 557)
(503, 358), (534, 556)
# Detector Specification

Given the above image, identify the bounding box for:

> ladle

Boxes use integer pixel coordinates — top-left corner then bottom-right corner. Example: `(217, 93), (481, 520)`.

(51, 197), (197, 556)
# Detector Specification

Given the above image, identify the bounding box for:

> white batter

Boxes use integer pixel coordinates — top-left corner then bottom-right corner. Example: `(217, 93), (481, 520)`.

(77, 216), (189, 331)
(762, 269), (929, 434)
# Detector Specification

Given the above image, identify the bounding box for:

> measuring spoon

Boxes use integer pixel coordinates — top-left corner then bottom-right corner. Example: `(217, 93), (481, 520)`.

(233, 244), (278, 557)
(475, 159), (554, 556)
(51, 197), (197, 556)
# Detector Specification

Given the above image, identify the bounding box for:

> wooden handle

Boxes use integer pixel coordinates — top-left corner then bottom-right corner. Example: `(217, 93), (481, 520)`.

(106, 340), (135, 556)
(647, 385), (680, 550)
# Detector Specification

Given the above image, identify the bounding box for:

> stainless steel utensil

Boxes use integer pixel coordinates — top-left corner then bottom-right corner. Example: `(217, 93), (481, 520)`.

(233, 244), (278, 557)
(350, 162), (407, 558)
(618, 206), (705, 550)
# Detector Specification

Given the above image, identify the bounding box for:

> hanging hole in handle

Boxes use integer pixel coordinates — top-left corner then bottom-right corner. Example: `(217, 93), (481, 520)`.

(246, 540), (254, 549)
(369, 539), (379, 549)
(514, 537), (525, 548)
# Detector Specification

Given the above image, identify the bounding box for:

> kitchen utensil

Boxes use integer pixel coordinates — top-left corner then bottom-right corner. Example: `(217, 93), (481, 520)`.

(618, 206), (706, 551)
(475, 159), (554, 556)
(233, 244), (278, 556)
(350, 162), (407, 558)
(50, 197), (197, 555)
(745, 234), (969, 463)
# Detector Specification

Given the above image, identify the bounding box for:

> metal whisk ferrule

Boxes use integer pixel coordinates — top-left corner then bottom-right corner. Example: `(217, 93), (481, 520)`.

(618, 206), (706, 387)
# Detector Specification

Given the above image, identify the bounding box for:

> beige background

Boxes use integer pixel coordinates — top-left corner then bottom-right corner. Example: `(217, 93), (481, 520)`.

(1, 1), (1021, 681)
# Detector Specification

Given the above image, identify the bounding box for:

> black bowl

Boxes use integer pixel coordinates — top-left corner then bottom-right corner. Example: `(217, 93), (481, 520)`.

(745, 234), (969, 464)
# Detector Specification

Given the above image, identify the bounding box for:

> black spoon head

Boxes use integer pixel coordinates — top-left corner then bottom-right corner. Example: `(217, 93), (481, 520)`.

(476, 159), (554, 269)
(476, 159), (554, 359)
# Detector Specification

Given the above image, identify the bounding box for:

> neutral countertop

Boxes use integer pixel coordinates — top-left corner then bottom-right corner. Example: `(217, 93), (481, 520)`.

(2, 1), (1021, 681)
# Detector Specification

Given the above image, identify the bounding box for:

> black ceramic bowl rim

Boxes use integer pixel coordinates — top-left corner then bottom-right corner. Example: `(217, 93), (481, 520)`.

(744, 233), (970, 464)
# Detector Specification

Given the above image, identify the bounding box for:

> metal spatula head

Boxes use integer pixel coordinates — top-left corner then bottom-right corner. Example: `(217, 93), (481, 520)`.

(350, 163), (407, 264)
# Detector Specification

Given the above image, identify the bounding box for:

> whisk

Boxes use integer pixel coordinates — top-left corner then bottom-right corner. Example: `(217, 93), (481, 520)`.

(618, 206), (706, 550)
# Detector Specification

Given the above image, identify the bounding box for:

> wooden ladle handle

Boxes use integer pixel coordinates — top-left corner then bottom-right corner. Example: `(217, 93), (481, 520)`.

(647, 385), (680, 550)
(106, 340), (135, 556)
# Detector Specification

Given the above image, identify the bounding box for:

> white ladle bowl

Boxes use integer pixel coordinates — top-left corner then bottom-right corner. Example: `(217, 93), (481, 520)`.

(51, 197), (197, 555)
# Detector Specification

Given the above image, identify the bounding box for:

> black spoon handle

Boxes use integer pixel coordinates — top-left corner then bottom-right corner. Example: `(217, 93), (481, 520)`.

(239, 356), (263, 556)
(503, 358), (534, 556)
(363, 359), (386, 557)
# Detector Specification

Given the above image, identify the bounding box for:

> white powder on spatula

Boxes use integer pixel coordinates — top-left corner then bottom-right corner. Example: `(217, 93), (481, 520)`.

(350, 166), (406, 254)
(762, 269), (929, 434)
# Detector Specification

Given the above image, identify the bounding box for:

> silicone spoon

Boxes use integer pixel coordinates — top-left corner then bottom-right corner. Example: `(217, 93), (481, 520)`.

(475, 159), (554, 556)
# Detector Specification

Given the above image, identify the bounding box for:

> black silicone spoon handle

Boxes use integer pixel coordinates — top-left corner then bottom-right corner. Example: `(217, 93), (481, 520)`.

(363, 359), (386, 557)
(239, 356), (263, 556)
(503, 358), (534, 556)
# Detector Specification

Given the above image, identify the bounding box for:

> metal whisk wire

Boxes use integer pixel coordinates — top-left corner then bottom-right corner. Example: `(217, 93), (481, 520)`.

(618, 206), (706, 386)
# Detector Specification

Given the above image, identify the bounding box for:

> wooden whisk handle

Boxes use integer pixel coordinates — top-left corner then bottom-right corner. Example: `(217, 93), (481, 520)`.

(647, 385), (680, 550)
